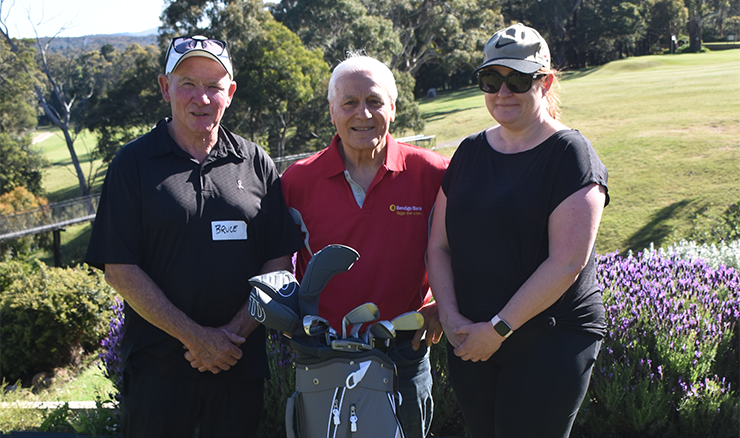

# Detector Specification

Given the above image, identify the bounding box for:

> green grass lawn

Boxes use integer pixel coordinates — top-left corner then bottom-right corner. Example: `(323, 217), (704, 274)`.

(418, 50), (740, 254)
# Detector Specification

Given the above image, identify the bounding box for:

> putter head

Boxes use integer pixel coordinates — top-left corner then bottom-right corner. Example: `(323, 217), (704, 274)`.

(342, 302), (379, 339)
(391, 311), (425, 331)
(248, 287), (303, 337)
(249, 270), (300, 315)
(299, 245), (360, 317)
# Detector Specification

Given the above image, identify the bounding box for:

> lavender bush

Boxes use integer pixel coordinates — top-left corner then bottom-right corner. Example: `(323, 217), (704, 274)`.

(99, 297), (124, 403)
(257, 330), (295, 438)
(574, 248), (739, 437)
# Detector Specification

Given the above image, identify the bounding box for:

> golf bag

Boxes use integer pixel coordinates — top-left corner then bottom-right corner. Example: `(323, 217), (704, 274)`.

(286, 346), (405, 438)
(246, 244), (407, 438)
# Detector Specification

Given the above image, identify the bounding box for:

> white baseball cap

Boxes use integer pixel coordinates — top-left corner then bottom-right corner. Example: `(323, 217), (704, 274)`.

(164, 35), (234, 79)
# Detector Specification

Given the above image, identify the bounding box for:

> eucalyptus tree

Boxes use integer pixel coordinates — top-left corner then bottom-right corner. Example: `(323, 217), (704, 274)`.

(272, 0), (502, 76)
(0, 18), (47, 196)
(0, 0), (116, 199)
(0, 35), (46, 196)
(84, 44), (167, 164)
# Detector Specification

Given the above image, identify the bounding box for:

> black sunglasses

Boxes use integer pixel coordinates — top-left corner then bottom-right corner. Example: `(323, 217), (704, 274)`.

(171, 36), (227, 56)
(477, 70), (546, 94)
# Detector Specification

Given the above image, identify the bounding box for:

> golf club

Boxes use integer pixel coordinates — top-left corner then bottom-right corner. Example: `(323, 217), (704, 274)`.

(248, 270), (300, 315)
(390, 311), (425, 331)
(299, 244), (360, 318)
(342, 302), (379, 339)
(248, 287), (303, 337)
(303, 315), (331, 337)
(367, 320), (395, 350)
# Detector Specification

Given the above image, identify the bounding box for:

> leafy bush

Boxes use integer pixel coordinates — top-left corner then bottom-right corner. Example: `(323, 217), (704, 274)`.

(574, 249), (739, 437)
(0, 187), (52, 261)
(0, 261), (117, 384)
(689, 202), (740, 245)
(38, 398), (118, 436)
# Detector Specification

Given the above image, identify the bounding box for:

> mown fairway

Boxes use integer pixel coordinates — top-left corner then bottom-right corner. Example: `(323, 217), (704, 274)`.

(419, 50), (740, 254)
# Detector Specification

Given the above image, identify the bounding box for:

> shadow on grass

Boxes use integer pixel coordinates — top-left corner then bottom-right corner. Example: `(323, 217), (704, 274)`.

(422, 106), (482, 123)
(50, 150), (97, 167)
(624, 199), (693, 253)
(560, 66), (602, 81)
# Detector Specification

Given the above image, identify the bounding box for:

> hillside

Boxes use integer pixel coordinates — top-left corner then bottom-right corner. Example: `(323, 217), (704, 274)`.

(30, 34), (158, 54)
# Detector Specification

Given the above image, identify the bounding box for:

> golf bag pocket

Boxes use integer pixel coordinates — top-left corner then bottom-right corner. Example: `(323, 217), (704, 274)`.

(286, 352), (405, 438)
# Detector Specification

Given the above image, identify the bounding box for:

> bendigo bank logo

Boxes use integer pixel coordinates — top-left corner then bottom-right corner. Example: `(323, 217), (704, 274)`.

(389, 204), (423, 216)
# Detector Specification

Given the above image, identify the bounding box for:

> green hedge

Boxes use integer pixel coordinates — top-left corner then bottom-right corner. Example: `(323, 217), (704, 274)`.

(0, 261), (116, 384)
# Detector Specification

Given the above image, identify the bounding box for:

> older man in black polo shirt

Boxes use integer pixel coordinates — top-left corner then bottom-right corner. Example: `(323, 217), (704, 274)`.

(85, 35), (303, 438)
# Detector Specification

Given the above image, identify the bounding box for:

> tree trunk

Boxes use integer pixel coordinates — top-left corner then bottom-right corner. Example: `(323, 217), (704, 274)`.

(688, 5), (703, 52)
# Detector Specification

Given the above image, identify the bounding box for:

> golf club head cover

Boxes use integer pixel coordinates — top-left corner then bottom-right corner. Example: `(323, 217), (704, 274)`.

(299, 244), (360, 317)
(248, 287), (303, 337)
(248, 270), (301, 315)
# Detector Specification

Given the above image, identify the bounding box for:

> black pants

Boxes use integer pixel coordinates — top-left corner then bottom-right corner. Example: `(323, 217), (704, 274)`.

(446, 321), (601, 438)
(121, 369), (265, 438)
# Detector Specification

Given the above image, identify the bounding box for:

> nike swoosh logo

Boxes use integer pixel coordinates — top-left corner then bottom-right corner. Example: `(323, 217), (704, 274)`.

(495, 40), (516, 49)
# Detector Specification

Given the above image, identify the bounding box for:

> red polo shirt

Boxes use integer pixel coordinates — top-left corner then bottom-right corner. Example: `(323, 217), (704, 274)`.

(281, 134), (449, 330)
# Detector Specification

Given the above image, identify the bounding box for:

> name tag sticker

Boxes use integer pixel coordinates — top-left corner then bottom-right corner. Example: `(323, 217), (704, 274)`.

(212, 220), (247, 241)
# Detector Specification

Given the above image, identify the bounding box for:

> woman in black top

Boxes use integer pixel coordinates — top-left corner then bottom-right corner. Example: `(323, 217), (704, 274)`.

(427, 23), (609, 438)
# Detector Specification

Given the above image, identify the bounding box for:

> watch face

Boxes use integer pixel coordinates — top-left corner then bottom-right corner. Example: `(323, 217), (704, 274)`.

(494, 321), (511, 337)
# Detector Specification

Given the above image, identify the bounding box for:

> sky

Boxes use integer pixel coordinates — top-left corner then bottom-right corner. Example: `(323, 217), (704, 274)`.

(1, 0), (167, 38)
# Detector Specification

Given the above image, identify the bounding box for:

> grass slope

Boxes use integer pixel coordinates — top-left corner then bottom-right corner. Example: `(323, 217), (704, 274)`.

(418, 50), (740, 254)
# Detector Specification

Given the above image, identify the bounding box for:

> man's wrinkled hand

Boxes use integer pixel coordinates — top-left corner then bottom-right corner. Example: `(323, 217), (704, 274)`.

(183, 328), (245, 374)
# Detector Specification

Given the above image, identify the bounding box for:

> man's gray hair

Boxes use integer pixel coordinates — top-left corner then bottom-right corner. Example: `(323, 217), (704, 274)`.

(327, 52), (398, 104)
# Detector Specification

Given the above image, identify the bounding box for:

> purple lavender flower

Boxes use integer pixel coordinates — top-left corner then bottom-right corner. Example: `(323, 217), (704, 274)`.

(100, 297), (125, 401)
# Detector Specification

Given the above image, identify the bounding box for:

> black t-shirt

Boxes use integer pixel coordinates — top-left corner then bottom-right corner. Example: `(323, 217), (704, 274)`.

(441, 129), (609, 337)
(86, 119), (303, 379)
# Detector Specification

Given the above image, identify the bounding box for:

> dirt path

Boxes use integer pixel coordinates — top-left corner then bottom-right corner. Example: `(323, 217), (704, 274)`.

(31, 132), (55, 144)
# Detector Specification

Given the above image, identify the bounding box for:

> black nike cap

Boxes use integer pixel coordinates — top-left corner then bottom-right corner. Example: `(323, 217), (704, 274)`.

(475, 23), (551, 74)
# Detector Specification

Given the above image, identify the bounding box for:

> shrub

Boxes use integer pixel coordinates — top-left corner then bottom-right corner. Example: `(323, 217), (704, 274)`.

(574, 249), (740, 437)
(662, 239), (740, 270)
(0, 262), (117, 384)
(689, 202), (740, 245)
(0, 187), (52, 260)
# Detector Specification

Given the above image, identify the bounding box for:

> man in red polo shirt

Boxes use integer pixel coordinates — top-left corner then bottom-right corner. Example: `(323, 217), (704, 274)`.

(281, 54), (449, 438)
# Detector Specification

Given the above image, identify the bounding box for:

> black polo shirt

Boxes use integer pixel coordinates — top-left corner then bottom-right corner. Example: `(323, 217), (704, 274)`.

(86, 119), (303, 380)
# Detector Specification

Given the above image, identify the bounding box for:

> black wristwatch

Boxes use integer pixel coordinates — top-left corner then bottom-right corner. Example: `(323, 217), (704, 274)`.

(490, 315), (513, 339)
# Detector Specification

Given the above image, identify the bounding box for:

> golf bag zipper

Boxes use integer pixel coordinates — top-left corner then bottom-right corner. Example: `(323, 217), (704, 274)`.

(329, 388), (345, 438)
(349, 405), (358, 432)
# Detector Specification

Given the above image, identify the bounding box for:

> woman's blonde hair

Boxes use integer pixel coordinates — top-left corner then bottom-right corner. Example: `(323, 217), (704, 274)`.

(540, 67), (562, 121)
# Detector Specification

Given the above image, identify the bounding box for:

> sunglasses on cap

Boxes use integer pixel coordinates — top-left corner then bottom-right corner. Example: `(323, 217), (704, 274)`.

(477, 70), (546, 94)
(164, 35), (233, 77)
